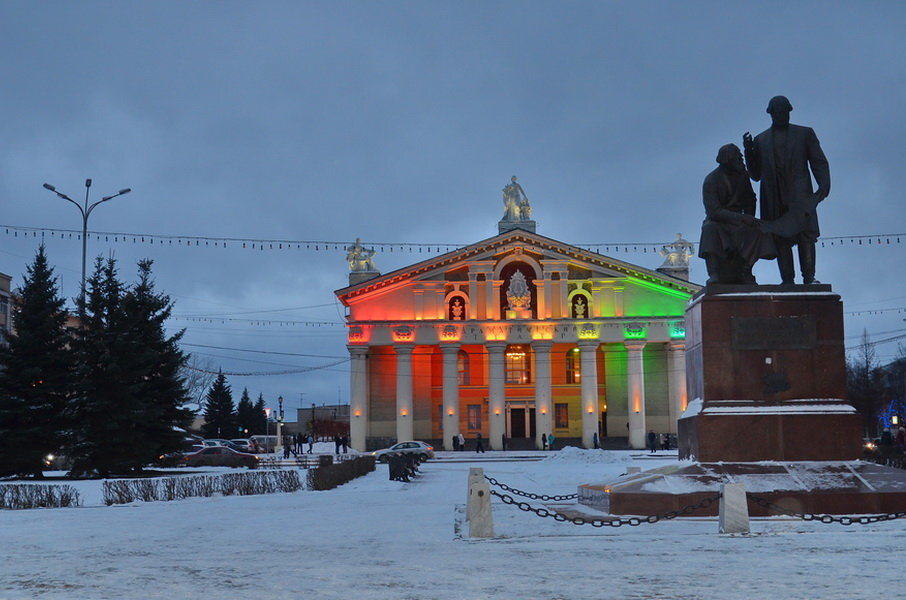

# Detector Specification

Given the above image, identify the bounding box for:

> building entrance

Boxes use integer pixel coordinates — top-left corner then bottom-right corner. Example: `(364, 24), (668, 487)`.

(507, 403), (536, 440)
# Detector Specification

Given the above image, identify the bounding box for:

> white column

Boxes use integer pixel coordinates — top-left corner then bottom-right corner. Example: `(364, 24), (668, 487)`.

(414, 289), (424, 320)
(485, 278), (495, 320)
(441, 344), (460, 450)
(348, 345), (369, 451)
(395, 345), (414, 442)
(668, 341), (687, 432)
(468, 274), (479, 319)
(543, 274), (553, 319)
(558, 272), (568, 318)
(535, 279), (547, 320)
(532, 341), (553, 449)
(578, 340), (600, 448)
(613, 286), (625, 317)
(491, 281), (503, 320)
(487, 342), (507, 450)
(626, 340), (647, 449)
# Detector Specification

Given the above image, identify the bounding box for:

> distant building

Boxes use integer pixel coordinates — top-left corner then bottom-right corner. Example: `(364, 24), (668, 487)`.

(336, 181), (700, 451)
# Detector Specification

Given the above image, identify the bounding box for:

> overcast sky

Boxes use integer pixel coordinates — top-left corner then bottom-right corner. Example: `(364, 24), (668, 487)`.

(2, 1), (904, 416)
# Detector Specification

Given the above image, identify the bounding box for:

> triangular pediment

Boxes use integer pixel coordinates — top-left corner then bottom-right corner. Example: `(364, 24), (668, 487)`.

(336, 229), (699, 304)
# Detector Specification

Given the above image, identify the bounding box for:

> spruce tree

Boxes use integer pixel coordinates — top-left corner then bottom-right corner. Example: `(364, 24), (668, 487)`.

(202, 372), (236, 438)
(119, 260), (193, 463)
(0, 246), (73, 478)
(66, 258), (131, 476)
(236, 388), (256, 436)
(253, 393), (268, 434)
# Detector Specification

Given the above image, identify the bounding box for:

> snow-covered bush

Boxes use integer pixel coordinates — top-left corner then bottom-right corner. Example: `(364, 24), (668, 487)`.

(102, 470), (302, 505)
(308, 455), (375, 490)
(0, 483), (81, 509)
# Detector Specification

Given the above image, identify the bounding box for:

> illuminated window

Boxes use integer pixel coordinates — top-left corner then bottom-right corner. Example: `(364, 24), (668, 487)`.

(467, 405), (481, 430)
(458, 350), (470, 385)
(505, 344), (531, 384)
(555, 403), (569, 429)
(566, 348), (581, 384)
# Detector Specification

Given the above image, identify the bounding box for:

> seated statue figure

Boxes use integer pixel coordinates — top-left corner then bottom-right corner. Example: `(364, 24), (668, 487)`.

(698, 144), (776, 284)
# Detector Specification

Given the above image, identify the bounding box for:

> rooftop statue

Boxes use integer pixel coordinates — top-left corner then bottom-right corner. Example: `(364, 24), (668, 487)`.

(658, 233), (695, 268)
(502, 176), (531, 221)
(743, 96), (830, 284)
(346, 238), (377, 273)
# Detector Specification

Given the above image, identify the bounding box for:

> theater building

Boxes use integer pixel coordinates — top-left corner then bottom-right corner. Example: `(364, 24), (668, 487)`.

(336, 189), (700, 451)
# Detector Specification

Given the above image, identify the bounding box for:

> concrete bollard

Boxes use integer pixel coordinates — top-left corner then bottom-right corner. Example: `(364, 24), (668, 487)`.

(467, 467), (494, 538)
(718, 482), (750, 535)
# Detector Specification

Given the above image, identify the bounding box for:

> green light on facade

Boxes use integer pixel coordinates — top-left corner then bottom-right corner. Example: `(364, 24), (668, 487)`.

(670, 324), (686, 339)
(624, 324), (646, 339)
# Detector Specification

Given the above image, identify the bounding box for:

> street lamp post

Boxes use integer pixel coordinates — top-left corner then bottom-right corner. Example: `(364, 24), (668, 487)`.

(42, 179), (131, 311)
(275, 396), (284, 456)
(264, 407), (271, 453)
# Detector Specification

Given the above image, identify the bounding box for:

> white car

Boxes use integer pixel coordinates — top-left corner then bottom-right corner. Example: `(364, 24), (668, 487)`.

(371, 441), (435, 463)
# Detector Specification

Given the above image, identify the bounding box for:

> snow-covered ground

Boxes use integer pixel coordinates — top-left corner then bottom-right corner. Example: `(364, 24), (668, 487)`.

(1, 448), (903, 599)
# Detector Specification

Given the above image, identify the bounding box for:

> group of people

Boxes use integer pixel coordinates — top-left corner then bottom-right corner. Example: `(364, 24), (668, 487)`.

(449, 432), (562, 452)
(333, 434), (350, 455)
(283, 433), (314, 457)
(647, 430), (672, 453)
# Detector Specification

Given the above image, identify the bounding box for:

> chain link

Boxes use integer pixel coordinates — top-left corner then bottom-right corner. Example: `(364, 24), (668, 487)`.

(484, 475), (578, 502)
(746, 494), (906, 525)
(489, 489), (719, 527)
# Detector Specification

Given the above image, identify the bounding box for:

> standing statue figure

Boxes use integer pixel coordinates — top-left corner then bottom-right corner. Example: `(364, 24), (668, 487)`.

(744, 96), (830, 284)
(502, 176), (531, 221)
(699, 144), (777, 284)
(346, 238), (377, 272)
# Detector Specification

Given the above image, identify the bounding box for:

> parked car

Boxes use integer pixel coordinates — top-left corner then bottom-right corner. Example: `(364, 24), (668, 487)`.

(230, 438), (252, 452)
(183, 446), (260, 469)
(371, 441), (434, 463)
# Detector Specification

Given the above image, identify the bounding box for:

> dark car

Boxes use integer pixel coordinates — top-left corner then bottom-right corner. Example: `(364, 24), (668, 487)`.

(183, 446), (260, 469)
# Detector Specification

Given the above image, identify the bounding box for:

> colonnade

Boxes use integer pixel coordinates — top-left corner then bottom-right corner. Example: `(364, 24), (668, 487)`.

(347, 339), (687, 452)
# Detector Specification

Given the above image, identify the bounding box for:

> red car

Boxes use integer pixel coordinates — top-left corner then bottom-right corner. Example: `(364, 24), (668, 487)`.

(183, 446), (260, 469)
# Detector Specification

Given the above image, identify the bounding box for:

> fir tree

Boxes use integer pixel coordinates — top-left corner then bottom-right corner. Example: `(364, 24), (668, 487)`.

(0, 246), (73, 478)
(236, 388), (256, 436)
(202, 372), (236, 438)
(253, 393), (268, 434)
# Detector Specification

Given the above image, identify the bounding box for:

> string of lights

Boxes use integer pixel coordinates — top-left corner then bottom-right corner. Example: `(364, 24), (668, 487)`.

(172, 316), (344, 327)
(3, 223), (904, 254)
(183, 358), (348, 377)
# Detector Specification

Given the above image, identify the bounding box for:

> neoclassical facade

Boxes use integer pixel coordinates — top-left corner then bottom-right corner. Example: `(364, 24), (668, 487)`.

(336, 222), (700, 451)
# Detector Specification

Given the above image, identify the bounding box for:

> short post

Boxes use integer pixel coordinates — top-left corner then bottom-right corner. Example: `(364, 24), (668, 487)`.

(718, 483), (750, 534)
(467, 467), (494, 538)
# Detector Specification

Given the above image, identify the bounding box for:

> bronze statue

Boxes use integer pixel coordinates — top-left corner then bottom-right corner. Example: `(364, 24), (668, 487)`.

(502, 176), (531, 221)
(743, 96), (830, 284)
(699, 144), (776, 284)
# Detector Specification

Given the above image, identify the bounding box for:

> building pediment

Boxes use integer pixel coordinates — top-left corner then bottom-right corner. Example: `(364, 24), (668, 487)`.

(336, 229), (699, 304)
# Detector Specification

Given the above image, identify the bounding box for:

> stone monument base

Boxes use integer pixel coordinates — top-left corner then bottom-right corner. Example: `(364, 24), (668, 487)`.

(579, 461), (906, 516)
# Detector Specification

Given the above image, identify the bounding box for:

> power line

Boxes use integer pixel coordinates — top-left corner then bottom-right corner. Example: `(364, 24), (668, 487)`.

(180, 342), (346, 359)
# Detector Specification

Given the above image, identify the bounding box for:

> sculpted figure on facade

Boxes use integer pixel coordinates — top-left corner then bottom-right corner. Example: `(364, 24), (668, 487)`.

(346, 238), (377, 273)
(658, 233), (695, 268)
(743, 95), (830, 284)
(502, 176), (531, 221)
(505, 270), (531, 310)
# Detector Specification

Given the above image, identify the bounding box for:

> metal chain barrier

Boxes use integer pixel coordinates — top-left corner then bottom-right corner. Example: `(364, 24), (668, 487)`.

(489, 489), (720, 527)
(484, 475), (577, 502)
(747, 494), (906, 525)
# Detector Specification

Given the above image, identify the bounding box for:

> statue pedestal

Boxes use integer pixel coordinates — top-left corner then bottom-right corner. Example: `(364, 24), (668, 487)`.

(580, 285), (906, 516)
(679, 285), (861, 462)
(505, 307), (532, 320)
(498, 219), (536, 234)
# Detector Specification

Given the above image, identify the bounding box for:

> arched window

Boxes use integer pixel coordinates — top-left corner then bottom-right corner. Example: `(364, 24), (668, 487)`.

(505, 344), (532, 384)
(499, 263), (537, 319)
(566, 347), (581, 384)
(571, 294), (591, 319)
(458, 350), (470, 385)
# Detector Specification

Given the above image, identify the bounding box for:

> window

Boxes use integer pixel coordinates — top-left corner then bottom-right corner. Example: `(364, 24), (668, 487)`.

(467, 405), (481, 430)
(505, 344), (531, 384)
(555, 403), (569, 429)
(566, 348), (581, 384)
(458, 350), (470, 385)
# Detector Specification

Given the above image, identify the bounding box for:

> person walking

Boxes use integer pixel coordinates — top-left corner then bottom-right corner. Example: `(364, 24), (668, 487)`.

(452, 435), (459, 452)
(457, 433), (465, 451)
(548, 433), (556, 451)
(593, 431), (599, 449)
(475, 432), (485, 453)
(307, 434), (314, 454)
(541, 433), (548, 451)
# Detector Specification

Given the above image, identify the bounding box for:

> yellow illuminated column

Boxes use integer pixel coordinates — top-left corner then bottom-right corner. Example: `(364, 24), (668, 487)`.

(625, 339), (647, 449)
(532, 340), (553, 449)
(348, 345), (369, 451)
(487, 342), (507, 450)
(468, 273), (479, 319)
(578, 340), (600, 448)
(441, 344), (460, 450)
(668, 341), (687, 431)
(395, 345), (414, 442)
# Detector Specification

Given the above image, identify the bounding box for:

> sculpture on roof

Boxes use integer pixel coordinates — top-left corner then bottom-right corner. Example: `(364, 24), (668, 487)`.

(658, 233), (695, 268)
(502, 176), (531, 221)
(346, 238), (377, 273)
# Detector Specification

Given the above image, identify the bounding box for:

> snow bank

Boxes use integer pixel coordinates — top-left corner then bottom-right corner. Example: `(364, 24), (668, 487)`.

(542, 446), (635, 464)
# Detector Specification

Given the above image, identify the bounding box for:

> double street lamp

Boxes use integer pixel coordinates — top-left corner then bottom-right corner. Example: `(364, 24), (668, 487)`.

(42, 179), (131, 310)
